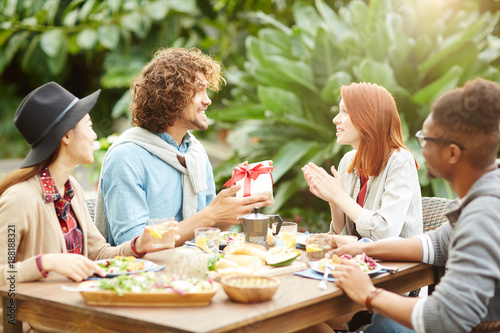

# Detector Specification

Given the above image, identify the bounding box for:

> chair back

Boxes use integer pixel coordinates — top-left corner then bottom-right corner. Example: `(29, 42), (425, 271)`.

(85, 198), (96, 222)
(422, 196), (453, 232)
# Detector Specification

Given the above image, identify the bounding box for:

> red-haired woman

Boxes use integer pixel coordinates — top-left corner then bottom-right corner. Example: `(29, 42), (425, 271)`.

(302, 82), (422, 240)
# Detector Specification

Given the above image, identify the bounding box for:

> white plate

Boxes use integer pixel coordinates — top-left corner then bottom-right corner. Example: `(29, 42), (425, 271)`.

(308, 260), (382, 276)
(219, 232), (245, 248)
(95, 259), (163, 277)
(296, 234), (307, 246)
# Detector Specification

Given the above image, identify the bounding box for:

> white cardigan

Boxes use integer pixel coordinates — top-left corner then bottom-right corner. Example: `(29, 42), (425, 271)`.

(335, 148), (423, 239)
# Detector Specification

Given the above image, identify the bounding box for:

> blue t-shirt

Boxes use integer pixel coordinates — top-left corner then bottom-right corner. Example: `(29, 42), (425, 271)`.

(100, 132), (216, 245)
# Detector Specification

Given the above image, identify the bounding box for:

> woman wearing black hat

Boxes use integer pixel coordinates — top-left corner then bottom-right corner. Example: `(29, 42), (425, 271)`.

(0, 82), (179, 285)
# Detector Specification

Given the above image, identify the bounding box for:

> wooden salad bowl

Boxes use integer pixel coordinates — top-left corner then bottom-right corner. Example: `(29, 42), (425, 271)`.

(221, 275), (280, 303)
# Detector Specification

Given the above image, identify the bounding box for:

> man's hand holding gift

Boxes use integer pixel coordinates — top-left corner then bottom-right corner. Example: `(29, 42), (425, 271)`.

(224, 160), (275, 203)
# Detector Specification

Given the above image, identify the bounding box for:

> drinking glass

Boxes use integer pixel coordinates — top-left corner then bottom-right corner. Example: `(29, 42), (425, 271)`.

(305, 233), (336, 261)
(194, 227), (220, 255)
(148, 217), (177, 248)
(272, 221), (298, 251)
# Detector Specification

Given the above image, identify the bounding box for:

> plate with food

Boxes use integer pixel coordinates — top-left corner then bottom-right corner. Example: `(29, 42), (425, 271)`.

(96, 256), (164, 277)
(309, 253), (382, 276)
(219, 231), (245, 249)
(77, 272), (217, 306)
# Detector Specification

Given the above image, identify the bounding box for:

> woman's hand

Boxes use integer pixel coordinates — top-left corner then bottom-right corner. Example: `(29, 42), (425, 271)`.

(330, 258), (374, 305)
(41, 253), (106, 281)
(135, 220), (180, 253)
(302, 162), (345, 203)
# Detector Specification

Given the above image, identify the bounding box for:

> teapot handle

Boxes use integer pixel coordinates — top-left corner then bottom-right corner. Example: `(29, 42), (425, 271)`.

(269, 215), (283, 235)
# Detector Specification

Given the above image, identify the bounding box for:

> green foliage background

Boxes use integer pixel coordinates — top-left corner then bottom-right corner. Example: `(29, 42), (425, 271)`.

(209, 0), (500, 231)
(1, 0), (499, 231)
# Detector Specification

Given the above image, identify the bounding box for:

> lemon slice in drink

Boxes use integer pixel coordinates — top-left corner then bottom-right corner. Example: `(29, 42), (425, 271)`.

(195, 236), (213, 254)
(150, 226), (164, 238)
(306, 244), (323, 252)
(280, 232), (296, 249)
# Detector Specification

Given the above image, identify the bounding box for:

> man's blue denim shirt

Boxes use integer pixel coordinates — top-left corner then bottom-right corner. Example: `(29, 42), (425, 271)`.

(101, 132), (216, 245)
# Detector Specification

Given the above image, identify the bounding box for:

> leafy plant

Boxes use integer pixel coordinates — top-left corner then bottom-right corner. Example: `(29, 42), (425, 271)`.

(0, 0), (207, 157)
(210, 0), (500, 228)
(0, 0), (322, 157)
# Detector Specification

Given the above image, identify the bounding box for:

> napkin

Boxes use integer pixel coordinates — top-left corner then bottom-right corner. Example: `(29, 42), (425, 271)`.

(294, 268), (336, 282)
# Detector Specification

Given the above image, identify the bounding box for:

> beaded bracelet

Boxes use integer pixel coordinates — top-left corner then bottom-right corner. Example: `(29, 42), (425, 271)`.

(131, 236), (147, 257)
(365, 288), (384, 313)
(35, 254), (48, 278)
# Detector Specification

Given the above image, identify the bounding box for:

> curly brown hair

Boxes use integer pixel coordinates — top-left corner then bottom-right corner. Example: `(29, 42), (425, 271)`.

(130, 47), (225, 133)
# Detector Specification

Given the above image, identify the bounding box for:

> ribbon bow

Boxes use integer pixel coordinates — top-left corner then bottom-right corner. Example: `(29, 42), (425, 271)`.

(224, 163), (274, 197)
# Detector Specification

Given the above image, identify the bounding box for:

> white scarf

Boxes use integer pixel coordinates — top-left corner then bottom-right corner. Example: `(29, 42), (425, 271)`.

(94, 127), (207, 240)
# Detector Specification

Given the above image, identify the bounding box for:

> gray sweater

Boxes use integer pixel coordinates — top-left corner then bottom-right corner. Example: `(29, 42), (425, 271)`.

(413, 169), (500, 333)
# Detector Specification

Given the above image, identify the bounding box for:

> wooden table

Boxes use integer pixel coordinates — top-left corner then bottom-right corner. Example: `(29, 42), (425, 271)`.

(1, 251), (435, 333)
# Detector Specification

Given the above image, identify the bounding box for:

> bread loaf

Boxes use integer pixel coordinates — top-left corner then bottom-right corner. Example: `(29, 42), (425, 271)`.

(215, 258), (239, 270)
(216, 266), (254, 277)
(223, 242), (268, 261)
(223, 254), (263, 269)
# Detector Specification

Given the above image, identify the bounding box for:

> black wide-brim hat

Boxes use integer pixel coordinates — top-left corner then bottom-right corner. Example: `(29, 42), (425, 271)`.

(14, 82), (101, 168)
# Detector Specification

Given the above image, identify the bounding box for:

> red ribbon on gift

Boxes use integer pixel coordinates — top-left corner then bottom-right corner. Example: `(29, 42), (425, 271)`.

(223, 163), (274, 197)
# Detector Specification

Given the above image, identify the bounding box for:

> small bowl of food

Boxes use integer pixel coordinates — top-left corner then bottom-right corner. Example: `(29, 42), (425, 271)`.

(221, 275), (280, 303)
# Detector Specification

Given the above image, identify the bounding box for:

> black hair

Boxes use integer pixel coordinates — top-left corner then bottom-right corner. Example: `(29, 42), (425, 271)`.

(431, 77), (500, 168)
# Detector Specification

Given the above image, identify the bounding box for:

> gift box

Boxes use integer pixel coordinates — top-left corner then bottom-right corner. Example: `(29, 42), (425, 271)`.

(224, 160), (274, 201)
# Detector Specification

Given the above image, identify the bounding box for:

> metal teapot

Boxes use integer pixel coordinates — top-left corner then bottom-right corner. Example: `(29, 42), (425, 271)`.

(238, 207), (283, 248)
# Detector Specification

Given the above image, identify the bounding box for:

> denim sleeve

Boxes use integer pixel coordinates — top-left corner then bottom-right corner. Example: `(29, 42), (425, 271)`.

(101, 144), (149, 245)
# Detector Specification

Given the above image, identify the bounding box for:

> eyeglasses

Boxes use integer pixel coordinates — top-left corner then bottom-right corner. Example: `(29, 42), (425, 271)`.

(415, 130), (465, 150)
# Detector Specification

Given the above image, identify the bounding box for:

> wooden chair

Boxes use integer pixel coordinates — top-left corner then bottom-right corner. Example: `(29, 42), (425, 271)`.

(85, 198), (96, 222)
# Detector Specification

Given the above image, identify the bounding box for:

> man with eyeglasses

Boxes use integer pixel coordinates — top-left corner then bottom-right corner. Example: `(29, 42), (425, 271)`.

(415, 130), (465, 151)
(325, 77), (500, 333)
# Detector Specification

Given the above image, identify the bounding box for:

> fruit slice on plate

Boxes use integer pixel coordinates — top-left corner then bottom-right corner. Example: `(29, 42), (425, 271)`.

(266, 252), (299, 267)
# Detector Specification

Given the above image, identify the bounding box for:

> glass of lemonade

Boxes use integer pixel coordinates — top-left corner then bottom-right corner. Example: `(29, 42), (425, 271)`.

(148, 217), (177, 248)
(272, 221), (298, 251)
(305, 233), (336, 261)
(194, 227), (220, 255)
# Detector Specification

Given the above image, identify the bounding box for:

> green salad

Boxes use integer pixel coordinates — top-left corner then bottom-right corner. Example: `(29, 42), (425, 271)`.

(94, 272), (215, 296)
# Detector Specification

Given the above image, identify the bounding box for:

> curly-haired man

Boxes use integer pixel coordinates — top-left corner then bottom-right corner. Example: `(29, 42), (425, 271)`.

(95, 48), (272, 246)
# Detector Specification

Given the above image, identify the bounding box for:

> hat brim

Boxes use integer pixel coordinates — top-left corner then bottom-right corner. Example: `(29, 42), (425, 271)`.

(20, 89), (101, 168)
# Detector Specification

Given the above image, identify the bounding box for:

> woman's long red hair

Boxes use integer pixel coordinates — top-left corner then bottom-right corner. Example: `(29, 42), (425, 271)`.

(340, 82), (418, 177)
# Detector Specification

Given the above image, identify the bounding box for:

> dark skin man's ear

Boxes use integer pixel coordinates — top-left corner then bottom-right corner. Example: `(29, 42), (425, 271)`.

(448, 143), (463, 165)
